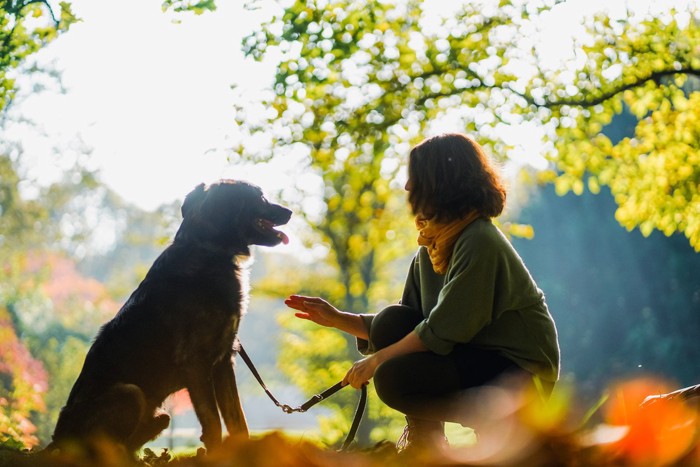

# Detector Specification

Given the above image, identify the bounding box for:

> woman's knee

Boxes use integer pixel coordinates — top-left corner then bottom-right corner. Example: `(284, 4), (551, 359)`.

(373, 359), (409, 412)
(369, 304), (423, 350)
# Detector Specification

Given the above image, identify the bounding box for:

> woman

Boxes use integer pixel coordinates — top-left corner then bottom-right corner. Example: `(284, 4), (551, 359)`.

(285, 133), (560, 452)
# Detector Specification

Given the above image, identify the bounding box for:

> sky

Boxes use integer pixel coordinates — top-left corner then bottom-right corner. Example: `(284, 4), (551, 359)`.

(12, 0), (286, 211)
(7, 0), (687, 213)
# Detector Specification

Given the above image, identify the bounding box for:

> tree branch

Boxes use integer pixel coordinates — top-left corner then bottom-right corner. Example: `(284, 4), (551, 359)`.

(514, 67), (700, 109)
(6, 0), (59, 24)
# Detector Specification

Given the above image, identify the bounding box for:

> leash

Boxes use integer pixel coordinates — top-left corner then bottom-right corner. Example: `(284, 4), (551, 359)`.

(237, 342), (367, 451)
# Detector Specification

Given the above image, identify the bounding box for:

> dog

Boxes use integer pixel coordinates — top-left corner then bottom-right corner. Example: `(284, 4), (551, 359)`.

(49, 179), (291, 453)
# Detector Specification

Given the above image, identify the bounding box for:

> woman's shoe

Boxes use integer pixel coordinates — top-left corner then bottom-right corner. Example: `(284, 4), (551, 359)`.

(395, 416), (449, 454)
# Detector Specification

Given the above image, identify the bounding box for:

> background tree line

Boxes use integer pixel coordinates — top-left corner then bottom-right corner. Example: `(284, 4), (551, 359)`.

(0, 146), (179, 444)
(0, 0), (698, 448)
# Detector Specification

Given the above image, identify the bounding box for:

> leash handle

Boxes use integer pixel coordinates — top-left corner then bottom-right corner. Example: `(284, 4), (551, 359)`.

(340, 383), (367, 451)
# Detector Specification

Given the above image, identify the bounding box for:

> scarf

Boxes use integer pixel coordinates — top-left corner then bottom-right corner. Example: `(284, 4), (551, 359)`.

(415, 211), (481, 275)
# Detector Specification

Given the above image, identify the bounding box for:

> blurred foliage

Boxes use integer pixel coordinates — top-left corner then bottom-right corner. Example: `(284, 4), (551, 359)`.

(17, 252), (119, 443)
(0, 0), (77, 113)
(534, 8), (700, 251)
(0, 152), (54, 447)
(1, 377), (699, 466)
(0, 151), (95, 446)
(0, 145), (178, 446)
(0, 305), (47, 448)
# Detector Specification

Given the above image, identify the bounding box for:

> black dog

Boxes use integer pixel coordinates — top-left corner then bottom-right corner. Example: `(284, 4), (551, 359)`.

(50, 179), (291, 453)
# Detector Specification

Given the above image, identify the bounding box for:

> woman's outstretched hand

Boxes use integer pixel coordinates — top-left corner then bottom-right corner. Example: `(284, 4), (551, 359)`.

(286, 294), (369, 339)
(285, 295), (341, 328)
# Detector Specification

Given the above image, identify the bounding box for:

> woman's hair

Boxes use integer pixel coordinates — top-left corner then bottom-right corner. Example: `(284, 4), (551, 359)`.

(407, 133), (506, 221)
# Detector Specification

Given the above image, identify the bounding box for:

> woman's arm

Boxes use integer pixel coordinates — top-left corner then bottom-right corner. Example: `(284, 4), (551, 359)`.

(343, 330), (427, 388)
(285, 295), (369, 340)
(286, 295), (429, 388)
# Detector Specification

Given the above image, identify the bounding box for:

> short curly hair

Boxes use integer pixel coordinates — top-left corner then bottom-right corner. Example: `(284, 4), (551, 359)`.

(407, 133), (506, 222)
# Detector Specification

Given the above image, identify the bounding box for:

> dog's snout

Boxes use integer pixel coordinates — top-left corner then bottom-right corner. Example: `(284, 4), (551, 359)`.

(272, 204), (292, 225)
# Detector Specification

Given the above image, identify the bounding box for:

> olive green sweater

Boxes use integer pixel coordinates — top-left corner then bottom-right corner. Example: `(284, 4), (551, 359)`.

(359, 218), (560, 383)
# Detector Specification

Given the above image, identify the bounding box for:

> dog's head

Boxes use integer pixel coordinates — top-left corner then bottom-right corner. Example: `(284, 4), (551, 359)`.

(176, 180), (291, 253)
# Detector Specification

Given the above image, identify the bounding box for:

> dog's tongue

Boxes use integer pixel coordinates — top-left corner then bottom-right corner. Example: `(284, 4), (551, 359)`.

(277, 231), (290, 245)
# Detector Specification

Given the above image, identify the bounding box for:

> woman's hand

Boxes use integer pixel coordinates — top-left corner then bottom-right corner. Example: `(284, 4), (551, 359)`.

(342, 331), (428, 388)
(285, 295), (341, 328)
(343, 354), (382, 389)
(286, 294), (369, 339)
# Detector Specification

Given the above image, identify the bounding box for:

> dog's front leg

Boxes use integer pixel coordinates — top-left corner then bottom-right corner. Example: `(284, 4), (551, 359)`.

(186, 376), (223, 451)
(213, 356), (249, 438)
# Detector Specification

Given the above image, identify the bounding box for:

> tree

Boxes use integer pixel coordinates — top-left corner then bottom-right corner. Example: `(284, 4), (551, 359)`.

(0, 305), (47, 449)
(517, 6), (700, 250)
(0, 0), (76, 113)
(0, 152), (52, 447)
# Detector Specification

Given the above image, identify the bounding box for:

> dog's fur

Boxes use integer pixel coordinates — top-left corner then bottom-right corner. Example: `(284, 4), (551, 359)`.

(50, 179), (291, 452)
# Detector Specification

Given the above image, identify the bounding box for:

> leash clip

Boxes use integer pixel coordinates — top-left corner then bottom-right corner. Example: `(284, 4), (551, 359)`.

(281, 404), (296, 414)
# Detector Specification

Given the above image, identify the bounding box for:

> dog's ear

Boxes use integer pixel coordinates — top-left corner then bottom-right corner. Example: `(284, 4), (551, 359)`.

(181, 183), (207, 219)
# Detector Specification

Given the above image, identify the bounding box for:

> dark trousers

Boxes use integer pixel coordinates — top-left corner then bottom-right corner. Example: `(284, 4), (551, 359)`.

(370, 305), (523, 425)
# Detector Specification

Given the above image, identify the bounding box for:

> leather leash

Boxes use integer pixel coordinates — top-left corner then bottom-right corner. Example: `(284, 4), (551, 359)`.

(237, 342), (367, 451)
